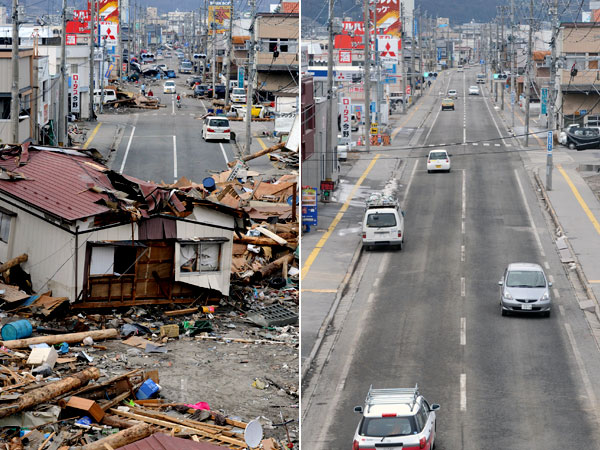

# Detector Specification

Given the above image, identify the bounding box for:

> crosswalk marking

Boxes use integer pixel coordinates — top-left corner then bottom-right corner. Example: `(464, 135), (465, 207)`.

(483, 143), (490, 146)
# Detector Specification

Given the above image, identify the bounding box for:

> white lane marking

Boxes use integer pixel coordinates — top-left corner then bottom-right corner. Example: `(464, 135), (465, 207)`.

(173, 135), (177, 182)
(424, 103), (444, 143)
(462, 170), (466, 219)
(119, 125), (136, 174)
(336, 380), (346, 392)
(368, 292), (375, 304)
(402, 158), (419, 203)
(461, 245), (465, 262)
(544, 261), (550, 269)
(463, 127), (466, 144)
(172, 98), (175, 115)
(461, 277), (466, 297)
(554, 287), (560, 298)
(473, 143), (479, 146)
(373, 278), (380, 287)
(548, 274), (555, 283)
(460, 373), (467, 411)
(483, 143), (490, 146)
(514, 169), (546, 257)
(201, 99), (208, 113)
(483, 87), (508, 145)
(559, 304), (565, 315)
(460, 317), (466, 345)
(495, 143), (501, 147)
(219, 142), (230, 164)
(564, 323), (600, 424)
(378, 253), (391, 274)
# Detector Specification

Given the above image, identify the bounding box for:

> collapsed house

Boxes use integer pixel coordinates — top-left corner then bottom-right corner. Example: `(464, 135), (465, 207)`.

(0, 144), (244, 308)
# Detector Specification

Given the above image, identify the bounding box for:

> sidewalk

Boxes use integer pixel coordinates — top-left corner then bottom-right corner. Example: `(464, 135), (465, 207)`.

(301, 78), (444, 378)
(493, 85), (600, 310)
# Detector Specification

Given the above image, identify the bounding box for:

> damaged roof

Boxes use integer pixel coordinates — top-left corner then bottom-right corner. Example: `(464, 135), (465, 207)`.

(0, 145), (240, 224)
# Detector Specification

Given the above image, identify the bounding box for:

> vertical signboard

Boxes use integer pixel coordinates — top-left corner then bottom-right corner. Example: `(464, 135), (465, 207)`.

(238, 66), (245, 88)
(547, 131), (553, 154)
(374, 0), (401, 37)
(340, 97), (352, 144)
(541, 88), (548, 115)
(302, 187), (318, 228)
(71, 73), (80, 113)
(209, 0), (232, 31)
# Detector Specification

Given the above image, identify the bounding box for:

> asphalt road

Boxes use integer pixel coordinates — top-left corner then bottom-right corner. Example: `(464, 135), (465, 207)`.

(301, 69), (600, 448)
(106, 56), (275, 184)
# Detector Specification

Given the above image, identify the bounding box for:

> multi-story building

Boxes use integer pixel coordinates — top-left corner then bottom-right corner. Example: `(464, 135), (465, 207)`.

(0, 48), (34, 144)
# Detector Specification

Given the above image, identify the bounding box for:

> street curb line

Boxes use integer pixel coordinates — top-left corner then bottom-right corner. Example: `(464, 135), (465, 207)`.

(301, 241), (363, 381)
(533, 171), (600, 321)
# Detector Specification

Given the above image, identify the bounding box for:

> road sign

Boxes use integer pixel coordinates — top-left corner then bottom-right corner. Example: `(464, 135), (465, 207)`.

(371, 127), (378, 135)
(301, 187), (318, 227)
(335, 71), (352, 82)
(480, 59), (484, 64)
(510, 91), (515, 105)
(406, 85), (411, 94)
(547, 131), (553, 154)
(541, 88), (548, 115)
(580, 109), (587, 115)
(238, 66), (245, 88)
(340, 97), (352, 144)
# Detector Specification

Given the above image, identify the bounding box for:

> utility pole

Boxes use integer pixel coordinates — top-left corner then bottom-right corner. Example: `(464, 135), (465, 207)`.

(89, 0), (96, 120)
(224, 3), (234, 106)
(410, 11), (415, 98)
(495, 15), (499, 102)
(58, 0), (67, 146)
(127, 0), (130, 81)
(374, 4), (380, 125)
(418, 11), (422, 97)
(500, 6), (505, 110)
(524, 0), (533, 146)
(364, 0), (371, 151)
(244, 0), (256, 155)
(10, 0), (19, 144)
(400, 3), (406, 114)
(117, 0), (122, 87)
(211, 20), (216, 98)
(326, 0), (334, 168)
(547, 0), (558, 190)
(510, 0), (516, 131)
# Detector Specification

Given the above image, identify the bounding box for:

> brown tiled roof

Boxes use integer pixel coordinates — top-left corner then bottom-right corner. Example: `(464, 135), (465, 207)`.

(281, 1), (299, 13)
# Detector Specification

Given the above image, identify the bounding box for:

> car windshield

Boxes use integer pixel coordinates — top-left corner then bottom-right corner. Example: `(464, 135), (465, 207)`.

(233, 89), (245, 95)
(166, 82), (175, 86)
(366, 212), (397, 228)
(449, 90), (456, 94)
(209, 119), (229, 127)
(506, 270), (546, 288)
(470, 86), (478, 89)
(359, 417), (416, 437)
(429, 152), (447, 160)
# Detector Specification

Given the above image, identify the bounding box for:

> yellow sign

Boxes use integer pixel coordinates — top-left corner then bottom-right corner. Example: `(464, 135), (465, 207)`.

(209, 4), (231, 28)
(370, 127), (378, 135)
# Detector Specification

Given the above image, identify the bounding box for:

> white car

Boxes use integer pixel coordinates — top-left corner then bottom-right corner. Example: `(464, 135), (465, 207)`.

(468, 85), (480, 95)
(202, 116), (231, 141)
(163, 80), (176, 94)
(427, 149), (451, 173)
(362, 193), (405, 251)
(353, 385), (439, 450)
(231, 88), (247, 103)
(447, 89), (458, 98)
(457, 65), (464, 72)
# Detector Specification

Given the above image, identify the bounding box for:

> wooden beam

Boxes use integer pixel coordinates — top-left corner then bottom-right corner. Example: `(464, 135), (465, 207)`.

(0, 254), (28, 273)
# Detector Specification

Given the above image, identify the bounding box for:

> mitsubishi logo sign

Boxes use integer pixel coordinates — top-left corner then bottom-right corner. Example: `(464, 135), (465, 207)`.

(377, 37), (399, 63)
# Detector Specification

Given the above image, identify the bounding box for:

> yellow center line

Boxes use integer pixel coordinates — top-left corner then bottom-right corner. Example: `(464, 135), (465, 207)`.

(589, 280), (600, 284)
(301, 288), (338, 293)
(82, 122), (102, 149)
(256, 136), (268, 150)
(557, 165), (600, 237)
(301, 154), (382, 280)
(390, 102), (422, 141)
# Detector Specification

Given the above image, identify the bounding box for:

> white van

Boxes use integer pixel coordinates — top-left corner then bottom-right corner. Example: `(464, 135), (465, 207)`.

(231, 88), (246, 103)
(93, 89), (117, 105)
(362, 193), (405, 250)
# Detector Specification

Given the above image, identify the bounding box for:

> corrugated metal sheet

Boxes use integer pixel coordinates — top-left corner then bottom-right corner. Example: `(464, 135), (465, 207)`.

(120, 433), (229, 450)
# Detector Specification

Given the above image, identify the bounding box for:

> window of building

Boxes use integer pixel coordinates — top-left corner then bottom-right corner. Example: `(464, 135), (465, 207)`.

(180, 242), (222, 273)
(565, 53), (586, 70)
(22, 94), (30, 116)
(0, 212), (13, 243)
(279, 38), (288, 52)
(90, 245), (139, 275)
(0, 97), (10, 120)
(588, 53), (598, 70)
(42, 80), (48, 102)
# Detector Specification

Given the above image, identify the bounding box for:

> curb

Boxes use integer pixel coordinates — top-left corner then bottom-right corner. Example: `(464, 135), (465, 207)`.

(301, 241), (363, 381)
(533, 171), (600, 320)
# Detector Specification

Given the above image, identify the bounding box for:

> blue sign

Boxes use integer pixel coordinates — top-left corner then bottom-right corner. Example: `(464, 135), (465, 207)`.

(238, 66), (245, 88)
(302, 187), (318, 228)
(547, 131), (553, 154)
(581, 109), (587, 115)
(370, 101), (376, 113)
(480, 59), (484, 64)
(437, 49), (443, 61)
(541, 88), (548, 114)
(384, 77), (395, 84)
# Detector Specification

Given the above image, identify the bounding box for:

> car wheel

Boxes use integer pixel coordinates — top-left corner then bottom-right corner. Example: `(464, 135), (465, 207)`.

(427, 170), (431, 173)
(501, 305), (507, 316)
(447, 168), (451, 173)
(569, 143), (576, 150)
(545, 310), (551, 318)
(397, 242), (402, 251)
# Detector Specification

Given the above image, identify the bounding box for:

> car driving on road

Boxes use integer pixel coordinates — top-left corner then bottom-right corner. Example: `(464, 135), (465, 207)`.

(353, 385), (439, 450)
(468, 85), (480, 95)
(427, 149), (451, 173)
(361, 193), (405, 251)
(499, 262), (552, 317)
(441, 98), (455, 111)
(202, 116), (231, 142)
(163, 80), (176, 94)
(448, 89), (458, 98)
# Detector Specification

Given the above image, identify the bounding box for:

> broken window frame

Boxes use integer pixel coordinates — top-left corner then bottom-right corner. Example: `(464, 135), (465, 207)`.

(0, 209), (15, 243)
(178, 238), (227, 274)
(89, 241), (147, 276)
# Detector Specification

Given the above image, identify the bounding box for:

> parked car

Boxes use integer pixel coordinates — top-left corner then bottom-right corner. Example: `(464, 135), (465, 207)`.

(353, 385), (439, 450)
(566, 127), (600, 150)
(193, 84), (211, 97)
(441, 98), (455, 111)
(163, 80), (176, 94)
(213, 85), (226, 99)
(202, 116), (231, 141)
(156, 64), (168, 73)
(231, 88), (247, 103)
(559, 123), (581, 145)
(499, 262), (552, 317)
(93, 88), (117, 105)
(427, 149), (451, 173)
(187, 76), (203, 88)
